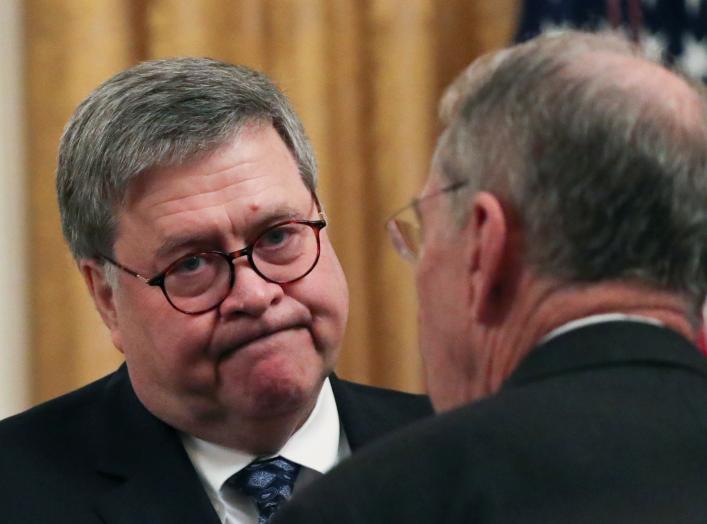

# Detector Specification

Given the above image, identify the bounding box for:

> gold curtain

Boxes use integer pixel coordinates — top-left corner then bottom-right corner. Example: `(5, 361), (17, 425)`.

(26, 0), (519, 403)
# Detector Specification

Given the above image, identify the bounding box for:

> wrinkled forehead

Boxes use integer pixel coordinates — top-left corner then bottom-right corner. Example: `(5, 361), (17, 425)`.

(121, 123), (305, 208)
(113, 129), (316, 254)
(111, 125), (317, 259)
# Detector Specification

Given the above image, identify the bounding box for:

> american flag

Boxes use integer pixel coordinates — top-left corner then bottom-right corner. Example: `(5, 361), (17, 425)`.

(516, 0), (707, 81)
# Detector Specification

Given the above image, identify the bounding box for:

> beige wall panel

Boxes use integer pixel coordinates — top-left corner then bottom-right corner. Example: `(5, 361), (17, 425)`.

(27, 0), (137, 402)
(0, 0), (29, 417)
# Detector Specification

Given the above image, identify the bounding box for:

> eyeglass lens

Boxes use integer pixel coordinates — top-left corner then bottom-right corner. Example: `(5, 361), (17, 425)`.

(387, 218), (421, 262)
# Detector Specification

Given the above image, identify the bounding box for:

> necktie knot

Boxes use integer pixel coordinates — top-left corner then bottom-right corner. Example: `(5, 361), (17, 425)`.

(227, 456), (301, 524)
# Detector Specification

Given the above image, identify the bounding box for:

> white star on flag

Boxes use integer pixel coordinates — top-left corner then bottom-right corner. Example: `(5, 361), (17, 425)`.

(685, 0), (702, 16)
(679, 34), (707, 78)
(641, 30), (668, 62)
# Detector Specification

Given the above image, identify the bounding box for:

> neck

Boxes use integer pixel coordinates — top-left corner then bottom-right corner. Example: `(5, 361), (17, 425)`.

(473, 276), (695, 400)
(149, 389), (320, 456)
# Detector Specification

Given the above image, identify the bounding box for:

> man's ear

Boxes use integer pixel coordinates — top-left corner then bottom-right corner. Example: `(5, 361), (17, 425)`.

(79, 259), (124, 352)
(468, 192), (510, 322)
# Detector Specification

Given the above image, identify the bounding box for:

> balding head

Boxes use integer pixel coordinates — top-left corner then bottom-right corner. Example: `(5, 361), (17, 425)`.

(433, 30), (707, 318)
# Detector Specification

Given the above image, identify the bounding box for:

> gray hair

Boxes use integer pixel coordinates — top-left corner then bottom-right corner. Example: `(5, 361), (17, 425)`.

(57, 57), (317, 261)
(435, 30), (707, 312)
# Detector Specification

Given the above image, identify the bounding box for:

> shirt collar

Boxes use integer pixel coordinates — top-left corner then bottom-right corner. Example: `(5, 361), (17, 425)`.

(540, 313), (663, 345)
(181, 377), (342, 496)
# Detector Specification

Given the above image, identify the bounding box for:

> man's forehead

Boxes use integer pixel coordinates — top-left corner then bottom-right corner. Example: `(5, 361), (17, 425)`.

(112, 123), (314, 260)
(149, 201), (304, 259)
(123, 137), (305, 209)
(114, 192), (314, 266)
(119, 184), (311, 232)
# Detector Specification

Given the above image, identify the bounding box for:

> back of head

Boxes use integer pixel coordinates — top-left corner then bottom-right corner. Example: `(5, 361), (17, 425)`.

(57, 57), (316, 262)
(436, 30), (707, 317)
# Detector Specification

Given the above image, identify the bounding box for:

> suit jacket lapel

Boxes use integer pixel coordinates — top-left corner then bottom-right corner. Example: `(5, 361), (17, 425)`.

(91, 366), (220, 524)
(89, 369), (431, 521)
(93, 465), (220, 524)
(330, 374), (433, 451)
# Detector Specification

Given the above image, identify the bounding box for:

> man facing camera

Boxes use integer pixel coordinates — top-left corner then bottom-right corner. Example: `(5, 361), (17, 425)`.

(274, 30), (707, 523)
(0, 58), (432, 524)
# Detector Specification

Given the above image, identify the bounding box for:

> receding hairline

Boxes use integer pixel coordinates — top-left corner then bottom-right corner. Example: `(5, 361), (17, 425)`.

(437, 31), (707, 170)
(570, 50), (706, 131)
(439, 31), (681, 122)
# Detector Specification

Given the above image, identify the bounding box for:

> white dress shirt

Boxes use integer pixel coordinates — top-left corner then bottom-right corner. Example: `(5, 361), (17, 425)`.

(540, 312), (663, 344)
(181, 378), (350, 524)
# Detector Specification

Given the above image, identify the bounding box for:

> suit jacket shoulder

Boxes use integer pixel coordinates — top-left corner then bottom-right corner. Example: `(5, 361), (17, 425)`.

(0, 366), (219, 524)
(275, 323), (707, 524)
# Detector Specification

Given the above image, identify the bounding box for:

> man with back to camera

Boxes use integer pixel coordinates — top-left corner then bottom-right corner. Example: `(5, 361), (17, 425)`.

(274, 30), (707, 523)
(0, 58), (432, 524)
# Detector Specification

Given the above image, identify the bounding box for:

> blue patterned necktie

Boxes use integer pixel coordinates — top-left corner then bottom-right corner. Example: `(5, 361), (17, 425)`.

(227, 456), (301, 524)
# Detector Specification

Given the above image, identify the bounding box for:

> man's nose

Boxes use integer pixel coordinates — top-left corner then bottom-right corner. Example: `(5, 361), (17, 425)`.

(218, 259), (284, 317)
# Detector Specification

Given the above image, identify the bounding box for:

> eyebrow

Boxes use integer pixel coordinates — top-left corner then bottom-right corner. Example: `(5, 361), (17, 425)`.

(152, 204), (310, 263)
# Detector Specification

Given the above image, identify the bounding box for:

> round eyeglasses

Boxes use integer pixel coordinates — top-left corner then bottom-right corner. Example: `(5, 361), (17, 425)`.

(100, 217), (326, 315)
(386, 180), (468, 262)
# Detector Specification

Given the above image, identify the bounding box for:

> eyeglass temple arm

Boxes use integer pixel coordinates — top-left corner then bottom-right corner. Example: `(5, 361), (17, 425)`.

(312, 191), (328, 222)
(98, 255), (154, 284)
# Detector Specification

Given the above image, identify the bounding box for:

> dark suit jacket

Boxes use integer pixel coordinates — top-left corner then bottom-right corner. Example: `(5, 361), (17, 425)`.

(275, 321), (707, 524)
(0, 365), (432, 523)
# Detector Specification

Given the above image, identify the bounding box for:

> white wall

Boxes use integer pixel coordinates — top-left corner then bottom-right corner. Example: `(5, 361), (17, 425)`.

(0, 0), (29, 418)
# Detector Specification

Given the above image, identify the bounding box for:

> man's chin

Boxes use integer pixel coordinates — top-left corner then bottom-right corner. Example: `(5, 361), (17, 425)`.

(229, 368), (324, 422)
